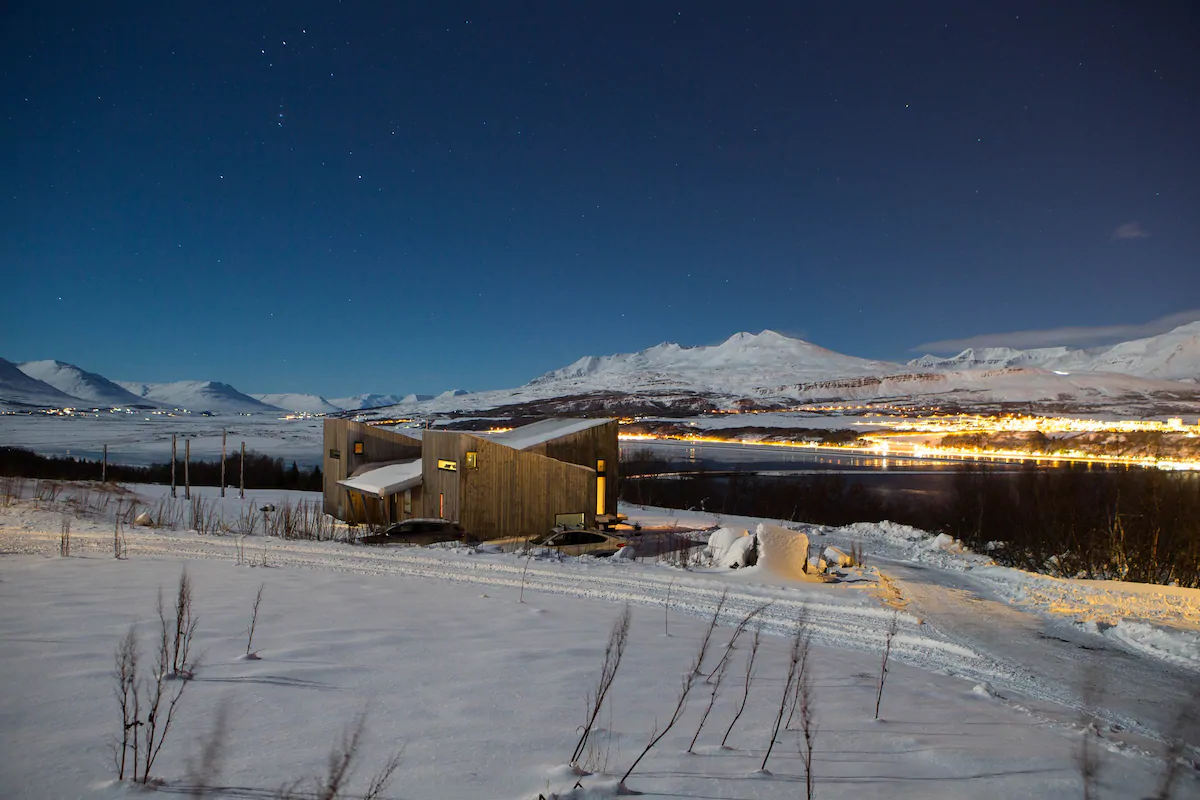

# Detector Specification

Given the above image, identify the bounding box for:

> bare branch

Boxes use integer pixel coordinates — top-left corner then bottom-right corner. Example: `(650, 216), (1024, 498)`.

(570, 606), (631, 768)
(875, 611), (899, 720)
(721, 624), (761, 748)
(246, 583), (265, 656)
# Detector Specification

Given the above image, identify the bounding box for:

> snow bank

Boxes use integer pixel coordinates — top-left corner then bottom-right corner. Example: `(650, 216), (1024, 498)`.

(705, 527), (756, 568)
(1100, 621), (1200, 672)
(721, 535), (757, 568)
(824, 545), (852, 567)
(705, 527), (746, 560)
(755, 523), (811, 580)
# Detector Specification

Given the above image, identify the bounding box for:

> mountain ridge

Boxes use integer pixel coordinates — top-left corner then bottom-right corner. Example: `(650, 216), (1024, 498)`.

(909, 321), (1200, 382)
(5, 322), (1199, 414)
(18, 360), (160, 408)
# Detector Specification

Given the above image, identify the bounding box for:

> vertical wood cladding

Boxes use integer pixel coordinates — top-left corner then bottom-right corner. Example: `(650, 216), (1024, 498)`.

(324, 418), (616, 537)
(322, 419), (422, 522)
(420, 430), (597, 540)
(526, 420), (619, 517)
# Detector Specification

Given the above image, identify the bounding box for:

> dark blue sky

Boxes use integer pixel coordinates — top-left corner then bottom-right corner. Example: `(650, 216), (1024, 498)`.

(3, 2), (1197, 396)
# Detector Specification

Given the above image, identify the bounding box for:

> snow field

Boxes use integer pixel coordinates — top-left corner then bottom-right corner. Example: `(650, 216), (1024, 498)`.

(1, 485), (1198, 797)
(0, 553), (1171, 800)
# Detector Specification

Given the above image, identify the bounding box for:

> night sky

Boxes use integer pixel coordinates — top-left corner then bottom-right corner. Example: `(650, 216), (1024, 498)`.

(3, 2), (1197, 397)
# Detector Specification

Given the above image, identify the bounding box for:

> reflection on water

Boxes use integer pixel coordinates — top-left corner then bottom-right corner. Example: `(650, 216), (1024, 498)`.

(626, 440), (1034, 474)
(623, 440), (1078, 501)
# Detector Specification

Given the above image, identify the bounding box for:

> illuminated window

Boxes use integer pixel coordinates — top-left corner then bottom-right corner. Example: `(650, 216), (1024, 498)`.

(596, 476), (606, 515)
(597, 459), (606, 473)
(353, 441), (364, 455)
(465, 451), (478, 469)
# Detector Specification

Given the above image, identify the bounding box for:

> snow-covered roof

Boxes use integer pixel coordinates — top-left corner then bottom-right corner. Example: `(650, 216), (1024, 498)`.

(488, 418), (613, 451)
(338, 459), (423, 497)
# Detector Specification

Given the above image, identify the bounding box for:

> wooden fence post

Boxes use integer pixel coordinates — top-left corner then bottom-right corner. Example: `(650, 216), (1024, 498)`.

(171, 434), (177, 498)
(184, 438), (191, 500)
(221, 429), (227, 498)
(102, 444), (107, 483)
(240, 441), (246, 499)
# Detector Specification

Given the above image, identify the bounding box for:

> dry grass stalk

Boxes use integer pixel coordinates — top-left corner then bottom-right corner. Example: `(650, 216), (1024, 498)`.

(245, 583), (265, 657)
(762, 608), (808, 772)
(620, 596), (725, 788)
(570, 606), (631, 769)
(171, 570), (198, 677)
(875, 611), (899, 720)
(721, 624), (762, 748)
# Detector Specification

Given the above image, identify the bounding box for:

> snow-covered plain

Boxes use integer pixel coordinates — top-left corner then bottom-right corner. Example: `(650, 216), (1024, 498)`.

(0, 412), (325, 466)
(1, 484), (1197, 799)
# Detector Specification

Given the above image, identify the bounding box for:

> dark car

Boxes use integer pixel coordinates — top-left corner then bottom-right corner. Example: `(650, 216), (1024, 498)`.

(361, 518), (470, 546)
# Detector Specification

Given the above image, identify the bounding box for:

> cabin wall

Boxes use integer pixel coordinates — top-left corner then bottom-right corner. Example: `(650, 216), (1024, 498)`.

(527, 420), (620, 516)
(322, 419), (422, 522)
(420, 430), (596, 540)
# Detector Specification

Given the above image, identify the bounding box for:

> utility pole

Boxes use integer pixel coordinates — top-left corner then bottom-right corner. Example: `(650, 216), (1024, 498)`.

(102, 444), (107, 483)
(240, 441), (246, 499)
(184, 438), (191, 500)
(171, 434), (177, 498)
(220, 429), (227, 498)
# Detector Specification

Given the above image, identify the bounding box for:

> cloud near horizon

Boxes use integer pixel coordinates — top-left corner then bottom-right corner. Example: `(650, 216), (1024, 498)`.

(1112, 221), (1149, 240)
(911, 309), (1200, 354)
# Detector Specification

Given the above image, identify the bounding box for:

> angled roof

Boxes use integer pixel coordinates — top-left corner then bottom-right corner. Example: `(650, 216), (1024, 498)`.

(488, 418), (613, 451)
(338, 459), (423, 498)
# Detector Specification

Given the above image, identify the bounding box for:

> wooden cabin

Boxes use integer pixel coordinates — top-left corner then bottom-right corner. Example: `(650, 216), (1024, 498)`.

(322, 418), (619, 539)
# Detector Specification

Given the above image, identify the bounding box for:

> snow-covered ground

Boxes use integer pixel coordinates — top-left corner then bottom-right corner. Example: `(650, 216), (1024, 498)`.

(0, 484), (1197, 798)
(0, 413), (324, 466)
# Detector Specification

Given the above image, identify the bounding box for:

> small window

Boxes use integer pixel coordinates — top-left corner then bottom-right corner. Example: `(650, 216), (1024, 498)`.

(597, 459), (606, 473)
(353, 441), (364, 455)
(465, 451), (478, 469)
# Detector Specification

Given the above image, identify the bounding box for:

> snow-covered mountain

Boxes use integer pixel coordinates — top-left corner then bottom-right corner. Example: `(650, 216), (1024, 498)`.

(532, 330), (902, 392)
(117, 380), (280, 413)
(331, 393), (433, 410)
(7, 321), (1200, 419)
(910, 321), (1200, 382)
(0, 357), (84, 408)
(352, 329), (1200, 419)
(251, 393), (344, 414)
(1049, 321), (1200, 382)
(908, 346), (1071, 371)
(18, 360), (160, 408)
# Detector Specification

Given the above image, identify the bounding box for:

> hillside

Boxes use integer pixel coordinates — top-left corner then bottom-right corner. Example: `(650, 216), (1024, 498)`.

(116, 380), (280, 413)
(18, 360), (159, 408)
(355, 330), (1200, 419)
(911, 321), (1200, 382)
(251, 393), (343, 414)
(0, 358), (83, 409)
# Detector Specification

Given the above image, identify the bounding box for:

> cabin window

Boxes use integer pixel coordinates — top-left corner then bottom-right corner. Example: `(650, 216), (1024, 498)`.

(596, 476), (606, 515)
(353, 441), (364, 455)
(465, 451), (478, 469)
(597, 459), (606, 473)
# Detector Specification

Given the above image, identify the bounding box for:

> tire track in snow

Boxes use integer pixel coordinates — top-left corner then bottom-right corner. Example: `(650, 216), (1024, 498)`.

(2, 525), (1028, 700)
